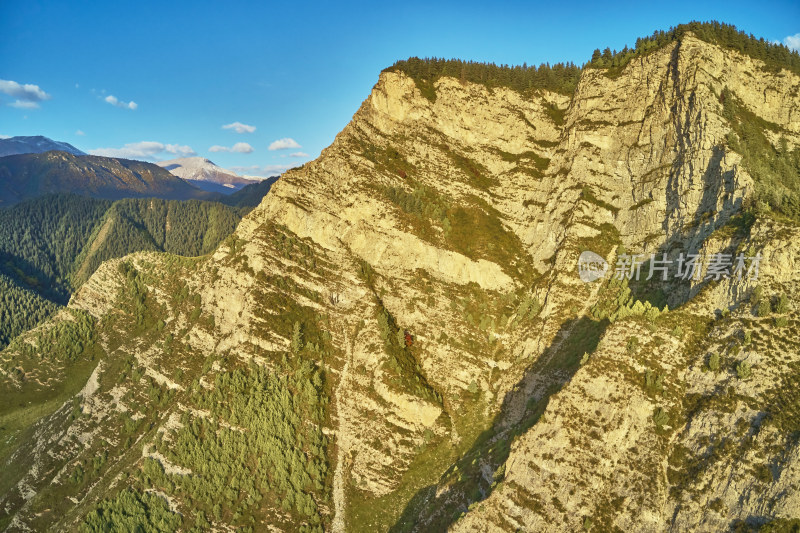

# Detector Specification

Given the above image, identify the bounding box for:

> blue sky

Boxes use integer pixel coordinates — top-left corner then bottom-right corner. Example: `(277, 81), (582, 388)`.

(1, 0), (798, 176)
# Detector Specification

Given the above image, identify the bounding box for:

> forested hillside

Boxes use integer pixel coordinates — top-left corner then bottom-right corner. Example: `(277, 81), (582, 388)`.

(0, 194), (112, 302)
(70, 198), (242, 287)
(0, 272), (60, 347)
(0, 192), (269, 349)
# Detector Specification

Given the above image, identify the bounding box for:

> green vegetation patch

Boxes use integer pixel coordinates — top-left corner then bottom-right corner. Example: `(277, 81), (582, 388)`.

(379, 178), (533, 281)
(356, 139), (416, 179)
(0, 272), (61, 348)
(580, 186), (619, 215)
(588, 22), (800, 78)
(384, 57), (582, 100)
(0, 308), (100, 500)
(145, 358), (330, 531)
(81, 488), (181, 533)
(589, 277), (667, 323)
(439, 144), (496, 190)
(722, 89), (800, 222)
(493, 148), (551, 178)
(376, 301), (441, 404)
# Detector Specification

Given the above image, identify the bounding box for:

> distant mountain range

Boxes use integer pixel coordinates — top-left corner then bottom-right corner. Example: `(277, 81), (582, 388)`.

(0, 150), (215, 206)
(0, 135), (86, 157)
(157, 157), (259, 194)
(0, 137), (275, 203)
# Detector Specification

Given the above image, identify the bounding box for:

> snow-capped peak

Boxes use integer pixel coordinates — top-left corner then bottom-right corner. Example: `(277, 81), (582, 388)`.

(156, 156), (258, 194)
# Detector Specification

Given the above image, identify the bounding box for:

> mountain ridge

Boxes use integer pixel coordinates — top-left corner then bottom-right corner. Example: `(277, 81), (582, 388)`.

(0, 136), (86, 158)
(0, 151), (215, 206)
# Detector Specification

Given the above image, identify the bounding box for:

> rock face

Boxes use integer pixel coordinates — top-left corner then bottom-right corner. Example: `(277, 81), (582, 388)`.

(1, 32), (799, 532)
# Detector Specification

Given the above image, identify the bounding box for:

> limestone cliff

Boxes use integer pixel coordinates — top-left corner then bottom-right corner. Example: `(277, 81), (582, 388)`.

(1, 30), (799, 533)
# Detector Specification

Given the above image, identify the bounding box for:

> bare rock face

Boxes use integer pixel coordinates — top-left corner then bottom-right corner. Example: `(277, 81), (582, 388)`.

(1, 32), (799, 532)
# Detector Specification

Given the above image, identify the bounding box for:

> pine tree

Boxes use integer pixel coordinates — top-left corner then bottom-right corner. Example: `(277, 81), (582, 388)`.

(291, 321), (304, 353)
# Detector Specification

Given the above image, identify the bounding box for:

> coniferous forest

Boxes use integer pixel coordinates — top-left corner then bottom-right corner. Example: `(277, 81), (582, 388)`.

(385, 57), (582, 97)
(0, 193), (265, 349)
(387, 21), (800, 102)
(587, 21), (800, 75)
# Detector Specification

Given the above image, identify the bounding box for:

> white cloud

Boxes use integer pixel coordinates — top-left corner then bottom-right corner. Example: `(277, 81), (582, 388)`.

(230, 164), (293, 177)
(75, 130), (85, 136)
(222, 121), (256, 134)
(268, 137), (301, 150)
(164, 144), (195, 156)
(209, 142), (253, 153)
(10, 100), (40, 109)
(104, 94), (137, 110)
(784, 33), (800, 52)
(89, 141), (195, 160)
(0, 79), (51, 109)
(289, 151), (309, 158)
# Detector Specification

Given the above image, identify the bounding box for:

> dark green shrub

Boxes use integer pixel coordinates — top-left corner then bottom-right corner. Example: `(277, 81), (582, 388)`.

(626, 336), (639, 354)
(653, 407), (669, 428)
(775, 293), (790, 314)
(736, 361), (752, 380)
